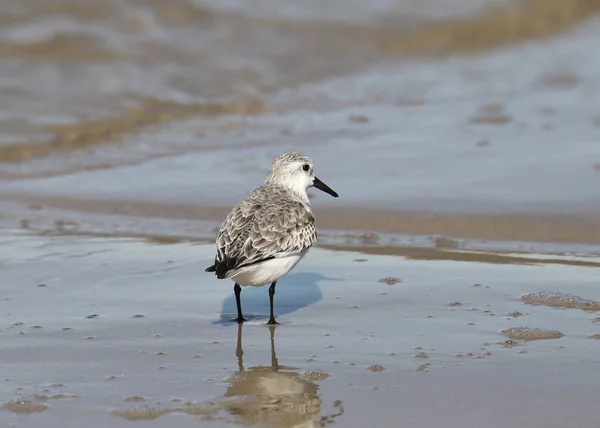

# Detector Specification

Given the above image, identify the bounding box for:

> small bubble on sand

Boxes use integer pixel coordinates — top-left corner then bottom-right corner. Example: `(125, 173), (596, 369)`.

(415, 363), (431, 372)
(538, 72), (580, 88)
(521, 292), (600, 311)
(498, 339), (522, 348)
(378, 277), (401, 285)
(2, 400), (48, 413)
(501, 327), (564, 341)
(113, 406), (172, 420)
(37, 284), (47, 288)
(353, 258), (368, 262)
(539, 106), (556, 116)
(469, 104), (513, 125)
(348, 113), (369, 123)
(446, 301), (463, 306)
(508, 311), (524, 318)
(361, 232), (380, 242)
(35, 393), (79, 401)
(414, 352), (429, 359)
(302, 370), (330, 381)
(125, 396), (145, 402)
(132, 314), (145, 318)
(85, 314), (99, 319)
(433, 236), (460, 249)
(367, 365), (385, 372)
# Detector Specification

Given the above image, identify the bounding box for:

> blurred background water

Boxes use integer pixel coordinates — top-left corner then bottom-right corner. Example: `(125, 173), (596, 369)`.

(1, 0), (599, 250)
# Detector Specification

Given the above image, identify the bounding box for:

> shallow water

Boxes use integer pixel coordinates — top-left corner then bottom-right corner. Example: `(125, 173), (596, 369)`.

(1, 0), (600, 253)
(1, 232), (600, 427)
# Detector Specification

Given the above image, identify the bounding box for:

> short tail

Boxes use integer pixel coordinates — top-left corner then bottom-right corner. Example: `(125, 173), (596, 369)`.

(206, 262), (234, 279)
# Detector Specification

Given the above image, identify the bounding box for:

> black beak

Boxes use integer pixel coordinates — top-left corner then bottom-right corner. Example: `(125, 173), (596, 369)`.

(313, 177), (339, 197)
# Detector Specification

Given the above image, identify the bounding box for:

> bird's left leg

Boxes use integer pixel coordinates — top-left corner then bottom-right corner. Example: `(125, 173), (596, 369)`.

(267, 281), (279, 325)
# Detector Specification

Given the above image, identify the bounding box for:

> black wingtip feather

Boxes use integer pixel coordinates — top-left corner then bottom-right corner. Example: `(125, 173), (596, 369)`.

(206, 262), (229, 279)
(207, 256), (276, 280)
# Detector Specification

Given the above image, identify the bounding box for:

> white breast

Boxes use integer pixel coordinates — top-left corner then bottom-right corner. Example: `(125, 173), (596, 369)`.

(230, 248), (309, 286)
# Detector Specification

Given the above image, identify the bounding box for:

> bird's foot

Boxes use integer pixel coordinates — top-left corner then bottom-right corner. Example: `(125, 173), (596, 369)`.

(267, 317), (279, 325)
(235, 316), (247, 324)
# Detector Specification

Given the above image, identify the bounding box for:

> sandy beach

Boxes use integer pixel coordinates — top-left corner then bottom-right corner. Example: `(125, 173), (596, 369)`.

(2, 0), (600, 426)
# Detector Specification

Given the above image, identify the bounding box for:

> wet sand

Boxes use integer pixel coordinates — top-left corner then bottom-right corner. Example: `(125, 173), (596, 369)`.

(2, 2), (600, 426)
(2, 231), (600, 427)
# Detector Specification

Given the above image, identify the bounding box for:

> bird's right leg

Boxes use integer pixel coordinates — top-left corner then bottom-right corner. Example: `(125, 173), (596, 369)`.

(234, 283), (246, 323)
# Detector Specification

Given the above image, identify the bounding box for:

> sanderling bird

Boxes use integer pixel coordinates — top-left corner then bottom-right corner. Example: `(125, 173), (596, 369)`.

(206, 153), (339, 324)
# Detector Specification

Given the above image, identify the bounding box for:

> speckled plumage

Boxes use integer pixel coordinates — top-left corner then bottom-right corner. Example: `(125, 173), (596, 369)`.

(211, 184), (317, 280)
(205, 152), (338, 324)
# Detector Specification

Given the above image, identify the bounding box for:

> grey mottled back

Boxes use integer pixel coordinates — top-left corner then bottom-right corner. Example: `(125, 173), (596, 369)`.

(212, 184), (316, 276)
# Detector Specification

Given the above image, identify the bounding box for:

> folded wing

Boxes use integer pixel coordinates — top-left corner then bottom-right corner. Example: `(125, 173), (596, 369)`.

(206, 199), (316, 279)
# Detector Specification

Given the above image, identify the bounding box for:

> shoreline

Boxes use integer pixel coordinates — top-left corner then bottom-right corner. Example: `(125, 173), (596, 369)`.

(2, 192), (600, 260)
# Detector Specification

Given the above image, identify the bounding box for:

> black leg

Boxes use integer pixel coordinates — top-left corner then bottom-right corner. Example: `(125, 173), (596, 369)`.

(234, 283), (246, 323)
(267, 281), (279, 325)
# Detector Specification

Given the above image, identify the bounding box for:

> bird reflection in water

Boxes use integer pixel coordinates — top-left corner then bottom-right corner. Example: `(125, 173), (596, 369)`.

(222, 324), (343, 428)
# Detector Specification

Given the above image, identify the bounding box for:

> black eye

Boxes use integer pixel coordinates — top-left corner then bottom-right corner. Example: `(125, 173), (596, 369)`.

(302, 164), (310, 172)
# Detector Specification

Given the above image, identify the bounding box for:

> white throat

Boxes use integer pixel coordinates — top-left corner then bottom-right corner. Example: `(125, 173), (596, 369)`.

(287, 183), (311, 206)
